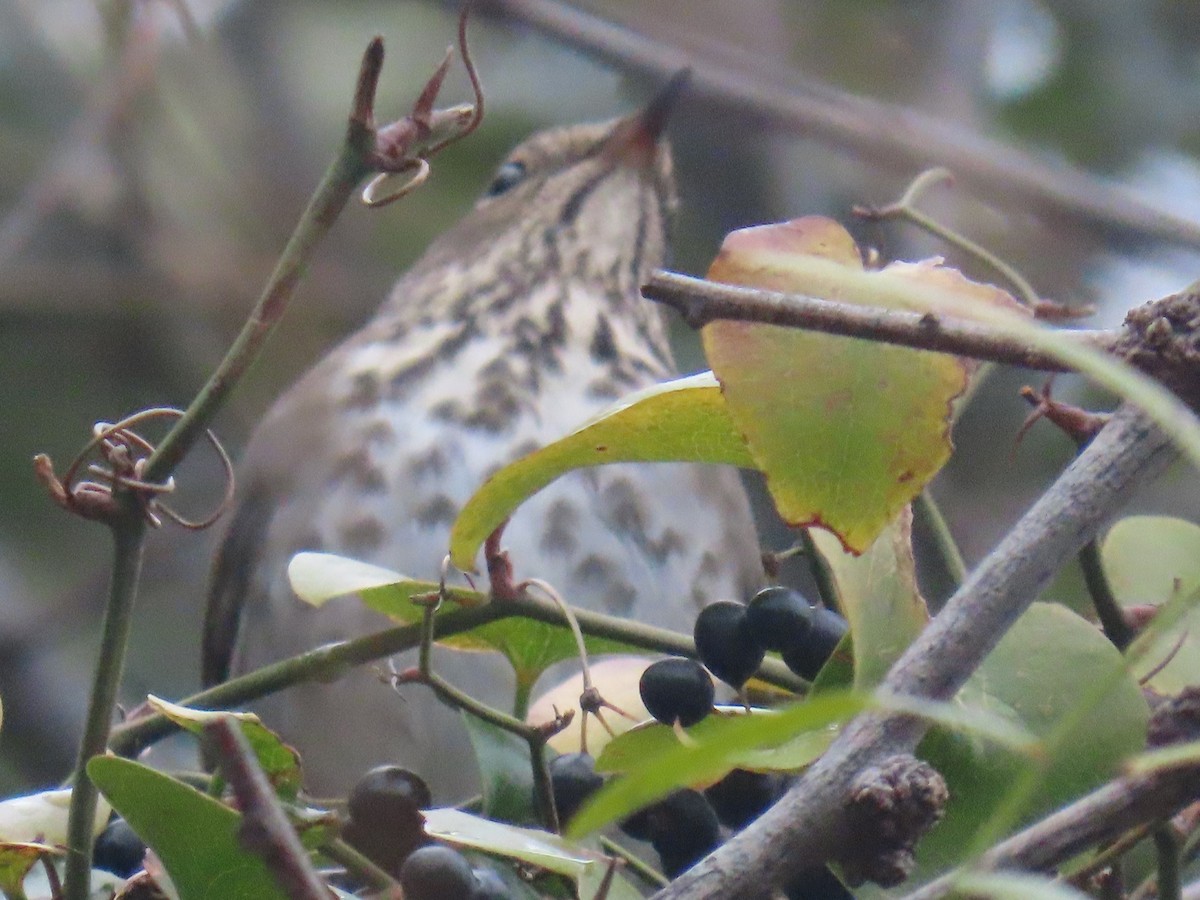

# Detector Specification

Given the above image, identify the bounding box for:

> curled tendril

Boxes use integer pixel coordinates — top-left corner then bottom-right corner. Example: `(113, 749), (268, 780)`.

(361, 3), (485, 208)
(34, 407), (234, 529)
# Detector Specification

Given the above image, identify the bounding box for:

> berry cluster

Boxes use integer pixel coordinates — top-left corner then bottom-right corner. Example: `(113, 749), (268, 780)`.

(697, 586), (848, 686)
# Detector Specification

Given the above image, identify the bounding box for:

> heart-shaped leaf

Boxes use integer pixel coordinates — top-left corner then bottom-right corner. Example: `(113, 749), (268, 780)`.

(702, 217), (1024, 553)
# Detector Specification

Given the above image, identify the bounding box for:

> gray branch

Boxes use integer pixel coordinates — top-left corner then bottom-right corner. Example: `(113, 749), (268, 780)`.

(644, 270), (1117, 370)
(902, 763), (1200, 900)
(655, 403), (1176, 899)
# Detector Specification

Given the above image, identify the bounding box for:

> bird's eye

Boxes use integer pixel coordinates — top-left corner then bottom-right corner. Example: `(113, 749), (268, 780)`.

(485, 161), (527, 197)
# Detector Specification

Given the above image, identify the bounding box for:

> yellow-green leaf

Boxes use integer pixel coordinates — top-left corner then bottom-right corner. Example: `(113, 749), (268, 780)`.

(702, 217), (1024, 553)
(448, 372), (753, 571)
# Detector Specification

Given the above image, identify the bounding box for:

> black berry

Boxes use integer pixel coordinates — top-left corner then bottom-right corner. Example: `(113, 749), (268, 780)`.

(399, 845), (479, 900)
(780, 607), (848, 680)
(694, 601), (766, 689)
(93, 817), (146, 877)
(348, 765), (431, 824)
(639, 658), (715, 728)
(549, 752), (604, 826)
(745, 586), (815, 652)
(621, 789), (722, 878)
(344, 765), (431, 874)
(704, 768), (785, 829)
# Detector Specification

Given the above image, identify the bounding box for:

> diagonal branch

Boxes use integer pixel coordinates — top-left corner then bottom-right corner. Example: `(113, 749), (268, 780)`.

(643, 270), (1118, 370)
(469, 0), (1200, 251)
(655, 403), (1176, 899)
(900, 762), (1200, 900)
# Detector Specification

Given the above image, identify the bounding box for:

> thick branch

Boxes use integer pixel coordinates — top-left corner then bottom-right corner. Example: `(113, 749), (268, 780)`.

(902, 763), (1200, 900)
(471, 0), (1200, 251)
(644, 270), (1115, 370)
(655, 404), (1175, 899)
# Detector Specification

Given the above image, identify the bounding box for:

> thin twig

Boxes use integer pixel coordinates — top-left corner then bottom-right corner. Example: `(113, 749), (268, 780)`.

(856, 168), (1042, 310)
(643, 270), (1114, 371)
(108, 593), (802, 758)
(203, 717), (330, 900)
(1080, 539), (1134, 650)
(655, 404), (1175, 899)
(468, 0), (1200, 250)
(1063, 821), (1155, 887)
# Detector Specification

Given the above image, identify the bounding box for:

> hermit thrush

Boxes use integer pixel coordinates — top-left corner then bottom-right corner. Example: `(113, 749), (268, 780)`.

(202, 79), (764, 801)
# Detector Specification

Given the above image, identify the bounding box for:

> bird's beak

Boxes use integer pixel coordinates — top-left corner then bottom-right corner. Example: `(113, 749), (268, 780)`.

(603, 69), (691, 167)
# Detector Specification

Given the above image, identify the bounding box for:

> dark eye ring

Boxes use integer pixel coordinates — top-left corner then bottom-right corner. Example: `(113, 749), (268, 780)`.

(485, 161), (527, 197)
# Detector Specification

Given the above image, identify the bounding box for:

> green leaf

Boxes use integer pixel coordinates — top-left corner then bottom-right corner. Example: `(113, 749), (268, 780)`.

(423, 808), (641, 900)
(462, 716), (536, 825)
(809, 508), (930, 688)
(702, 218), (1018, 552)
(147, 697), (301, 801)
(288, 552), (641, 690)
(595, 706), (839, 778)
(895, 603), (1149, 893)
(1101, 515), (1200, 691)
(569, 691), (869, 838)
(447, 372), (754, 571)
(88, 756), (289, 900)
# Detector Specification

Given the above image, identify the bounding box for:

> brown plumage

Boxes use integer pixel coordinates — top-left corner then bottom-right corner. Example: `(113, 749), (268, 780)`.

(203, 83), (764, 800)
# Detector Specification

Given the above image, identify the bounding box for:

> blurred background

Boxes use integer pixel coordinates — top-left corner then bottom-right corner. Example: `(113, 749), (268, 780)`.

(1, 0), (1199, 792)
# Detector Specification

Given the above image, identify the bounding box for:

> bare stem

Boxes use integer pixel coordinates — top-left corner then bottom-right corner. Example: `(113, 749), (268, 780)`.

(655, 404), (1175, 899)
(643, 270), (1114, 370)
(859, 168), (1042, 310)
